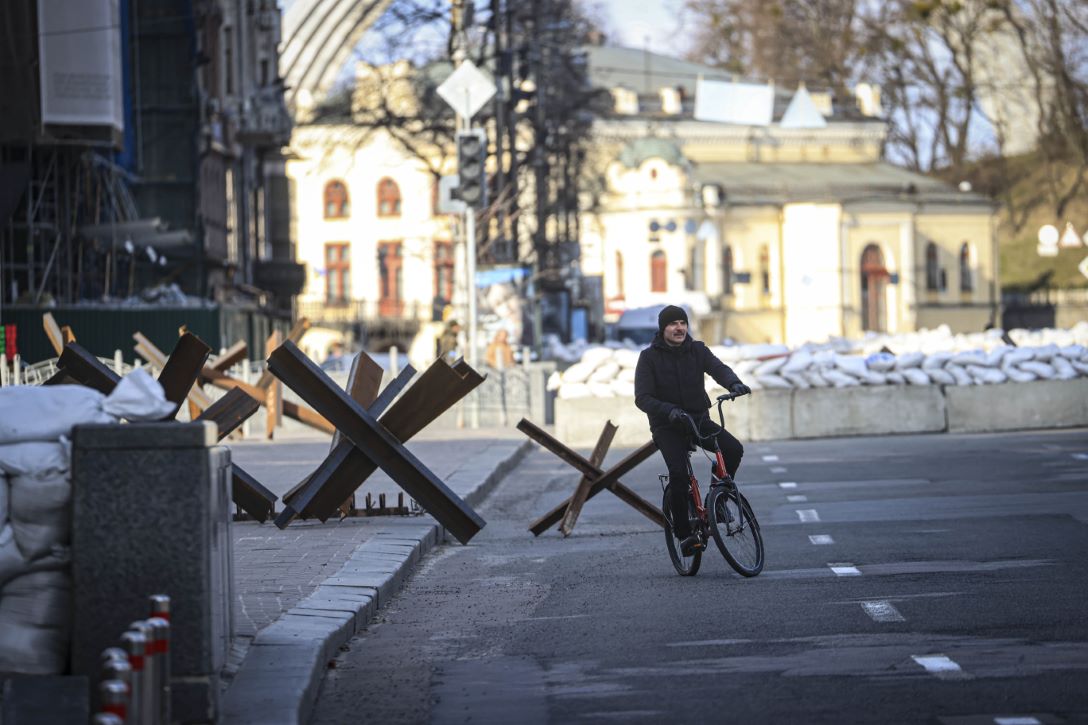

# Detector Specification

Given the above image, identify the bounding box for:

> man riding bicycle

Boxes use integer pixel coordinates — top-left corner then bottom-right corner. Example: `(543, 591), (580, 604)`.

(634, 305), (751, 556)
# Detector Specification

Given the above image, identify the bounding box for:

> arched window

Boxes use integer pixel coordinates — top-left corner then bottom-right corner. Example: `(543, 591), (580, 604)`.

(722, 246), (734, 296)
(615, 251), (625, 298)
(759, 244), (770, 295)
(377, 177), (401, 217)
(650, 250), (667, 293)
(324, 180), (349, 219)
(959, 243), (973, 292)
(925, 242), (940, 291)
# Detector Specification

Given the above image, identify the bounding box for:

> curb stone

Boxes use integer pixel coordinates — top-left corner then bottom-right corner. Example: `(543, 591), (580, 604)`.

(220, 438), (534, 725)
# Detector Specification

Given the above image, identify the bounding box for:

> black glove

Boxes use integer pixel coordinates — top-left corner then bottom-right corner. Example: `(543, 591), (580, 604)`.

(730, 382), (751, 396)
(668, 407), (688, 428)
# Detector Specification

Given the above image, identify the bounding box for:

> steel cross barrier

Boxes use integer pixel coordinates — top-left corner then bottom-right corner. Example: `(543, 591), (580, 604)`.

(276, 351), (484, 527)
(43, 337), (277, 521)
(518, 418), (666, 536)
(266, 341), (487, 544)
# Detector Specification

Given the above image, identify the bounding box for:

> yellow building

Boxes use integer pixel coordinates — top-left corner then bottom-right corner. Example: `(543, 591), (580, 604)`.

(580, 46), (1000, 346)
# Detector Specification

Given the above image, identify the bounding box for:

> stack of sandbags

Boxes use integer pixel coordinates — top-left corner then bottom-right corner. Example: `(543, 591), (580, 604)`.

(0, 370), (172, 674)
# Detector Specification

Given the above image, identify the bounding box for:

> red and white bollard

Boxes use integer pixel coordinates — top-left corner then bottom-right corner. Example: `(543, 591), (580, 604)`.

(120, 629), (148, 725)
(147, 616), (171, 725)
(98, 680), (128, 722)
(129, 621), (160, 725)
(100, 654), (132, 725)
(93, 714), (125, 725)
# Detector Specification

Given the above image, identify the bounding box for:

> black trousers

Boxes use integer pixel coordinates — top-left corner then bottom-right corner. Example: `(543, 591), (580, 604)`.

(652, 415), (744, 539)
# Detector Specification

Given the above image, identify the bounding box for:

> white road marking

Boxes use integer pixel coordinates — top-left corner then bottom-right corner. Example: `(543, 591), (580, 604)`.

(787, 495), (808, 503)
(994, 718), (1043, 725)
(762, 454), (780, 462)
(1072, 453), (1088, 461)
(797, 509), (820, 522)
(808, 534), (834, 545)
(911, 654), (970, 680)
(828, 563), (861, 576)
(770, 466), (788, 473)
(778, 482), (798, 489)
(861, 600), (905, 622)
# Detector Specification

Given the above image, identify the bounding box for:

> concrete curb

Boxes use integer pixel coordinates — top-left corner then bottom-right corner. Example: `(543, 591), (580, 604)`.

(220, 439), (534, 725)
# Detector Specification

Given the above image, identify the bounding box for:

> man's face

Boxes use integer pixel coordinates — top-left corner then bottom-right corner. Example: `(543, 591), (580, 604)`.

(663, 319), (687, 346)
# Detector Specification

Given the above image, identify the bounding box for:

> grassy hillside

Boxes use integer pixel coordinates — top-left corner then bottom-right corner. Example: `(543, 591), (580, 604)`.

(939, 152), (1088, 292)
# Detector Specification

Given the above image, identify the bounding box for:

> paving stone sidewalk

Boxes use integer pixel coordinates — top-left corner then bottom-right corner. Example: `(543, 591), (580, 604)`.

(220, 428), (533, 725)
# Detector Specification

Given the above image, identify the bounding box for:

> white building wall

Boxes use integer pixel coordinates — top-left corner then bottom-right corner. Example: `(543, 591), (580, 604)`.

(782, 203), (843, 346)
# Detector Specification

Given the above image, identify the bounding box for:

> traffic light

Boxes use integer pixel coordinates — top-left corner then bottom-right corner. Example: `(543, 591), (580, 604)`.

(455, 130), (487, 207)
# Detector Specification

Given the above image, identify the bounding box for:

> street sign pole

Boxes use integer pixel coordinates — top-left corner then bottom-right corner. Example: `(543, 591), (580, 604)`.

(462, 113), (479, 428)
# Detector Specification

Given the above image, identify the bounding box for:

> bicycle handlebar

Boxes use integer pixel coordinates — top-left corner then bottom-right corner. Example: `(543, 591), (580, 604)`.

(676, 390), (750, 442)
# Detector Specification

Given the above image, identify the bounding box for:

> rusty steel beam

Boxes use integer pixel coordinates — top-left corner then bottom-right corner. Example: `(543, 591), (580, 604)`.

(197, 388), (260, 441)
(559, 421), (617, 537)
(50, 343), (120, 394)
(256, 318), (310, 389)
(156, 333), (212, 418)
(210, 340), (248, 372)
(267, 342), (485, 543)
(278, 358), (470, 526)
(231, 465), (277, 523)
(519, 419), (663, 535)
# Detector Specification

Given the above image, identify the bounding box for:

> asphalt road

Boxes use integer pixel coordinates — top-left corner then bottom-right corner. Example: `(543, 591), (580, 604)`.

(309, 428), (1088, 725)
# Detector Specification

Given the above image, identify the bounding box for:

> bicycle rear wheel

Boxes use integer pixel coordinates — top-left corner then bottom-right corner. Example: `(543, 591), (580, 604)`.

(663, 485), (701, 576)
(707, 486), (764, 576)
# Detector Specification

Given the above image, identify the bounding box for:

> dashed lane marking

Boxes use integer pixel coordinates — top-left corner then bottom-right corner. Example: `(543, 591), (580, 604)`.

(770, 466), (788, 473)
(911, 654), (971, 680)
(993, 718), (1043, 725)
(762, 454), (780, 462)
(1072, 453), (1088, 461)
(779, 482), (798, 489)
(809, 534), (834, 545)
(861, 600), (905, 622)
(797, 509), (820, 522)
(787, 495), (808, 503)
(828, 563), (861, 576)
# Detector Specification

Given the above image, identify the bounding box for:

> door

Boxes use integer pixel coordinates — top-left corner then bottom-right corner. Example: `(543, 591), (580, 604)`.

(378, 241), (404, 316)
(860, 244), (888, 332)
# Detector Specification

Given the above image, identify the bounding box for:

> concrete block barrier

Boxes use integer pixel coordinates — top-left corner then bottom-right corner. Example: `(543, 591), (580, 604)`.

(945, 379), (1088, 433)
(556, 396), (651, 448)
(792, 385), (947, 439)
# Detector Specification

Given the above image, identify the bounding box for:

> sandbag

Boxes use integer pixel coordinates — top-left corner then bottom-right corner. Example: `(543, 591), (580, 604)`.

(984, 346), (1012, 367)
(0, 568), (71, 675)
(1002, 364), (1036, 383)
(922, 352), (954, 370)
(557, 382), (591, 399)
(1071, 360), (1088, 376)
(1059, 344), (1086, 360)
(546, 371), (562, 392)
(560, 361), (596, 384)
(950, 350), (989, 367)
(610, 379), (635, 397)
(834, 355), (869, 378)
(1019, 361), (1056, 379)
(822, 369), (860, 387)
(755, 374), (792, 389)
(1032, 343), (1061, 362)
(803, 370), (830, 387)
(613, 349), (641, 369)
(0, 441), (69, 478)
(588, 361), (620, 383)
(0, 524), (24, 589)
(588, 382), (615, 398)
(901, 368), (930, 385)
(946, 364), (973, 385)
(1002, 349), (1034, 367)
(925, 368), (957, 385)
(884, 371), (906, 385)
(579, 347), (614, 369)
(754, 356), (788, 376)
(965, 365), (1007, 385)
(1049, 356), (1078, 380)
(865, 352), (896, 372)
(617, 367), (637, 384)
(781, 351), (814, 374)
(781, 372), (811, 389)
(8, 467), (70, 562)
(894, 352), (925, 370)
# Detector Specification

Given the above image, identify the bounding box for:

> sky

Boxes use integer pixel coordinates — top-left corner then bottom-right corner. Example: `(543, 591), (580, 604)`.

(599, 0), (686, 52)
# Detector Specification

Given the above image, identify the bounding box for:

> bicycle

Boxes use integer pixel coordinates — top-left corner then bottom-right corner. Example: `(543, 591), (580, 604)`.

(659, 392), (765, 577)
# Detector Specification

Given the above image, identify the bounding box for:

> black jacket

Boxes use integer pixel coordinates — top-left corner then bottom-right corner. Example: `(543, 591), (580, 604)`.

(634, 333), (742, 431)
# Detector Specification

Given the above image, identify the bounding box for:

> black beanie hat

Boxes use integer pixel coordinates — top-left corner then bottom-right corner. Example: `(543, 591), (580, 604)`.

(658, 305), (689, 334)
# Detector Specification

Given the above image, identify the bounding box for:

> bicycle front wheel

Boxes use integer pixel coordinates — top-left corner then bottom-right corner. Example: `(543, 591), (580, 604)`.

(707, 486), (764, 576)
(663, 486), (701, 576)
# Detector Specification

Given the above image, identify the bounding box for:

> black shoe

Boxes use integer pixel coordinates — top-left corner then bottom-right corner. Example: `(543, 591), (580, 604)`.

(679, 534), (704, 556)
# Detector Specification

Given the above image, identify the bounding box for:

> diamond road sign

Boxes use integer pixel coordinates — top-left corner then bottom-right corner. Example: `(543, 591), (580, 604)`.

(437, 60), (496, 121)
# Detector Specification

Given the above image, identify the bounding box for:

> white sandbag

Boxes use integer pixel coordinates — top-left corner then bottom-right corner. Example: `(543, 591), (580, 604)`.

(1002, 364), (1036, 383)
(894, 351), (925, 370)
(865, 352), (896, 372)
(860, 370), (887, 385)
(1071, 360), (1088, 376)
(588, 361), (620, 383)
(1002, 349), (1034, 367)
(950, 350), (989, 367)
(579, 347), (614, 369)
(1049, 356), (1078, 380)
(0, 568), (71, 674)
(922, 352), (954, 370)
(803, 370), (830, 387)
(617, 367), (637, 384)
(1031, 343), (1061, 362)
(901, 368), (931, 385)
(100, 369), (174, 420)
(781, 351), (814, 374)
(1059, 344), (1086, 360)
(546, 371), (562, 392)
(925, 368), (957, 385)
(1019, 361), (1056, 379)
(0, 476), (6, 525)
(823, 369), (860, 387)
(613, 349), (641, 369)
(734, 359), (761, 376)
(966, 365), (1007, 385)
(754, 356), (788, 376)
(984, 346), (1012, 367)
(610, 379), (635, 397)
(588, 382), (615, 398)
(755, 374), (792, 389)
(557, 382), (591, 400)
(0, 441), (69, 478)
(834, 354), (869, 378)
(9, 469), (70, 562)
(560, 361), (596, 384)
(946, 364), (973, 385)
(739, 343), (789, 359)
(781, 372), (810, 389)
(0, 525), (24, 589)
(884, 371), (906, 385)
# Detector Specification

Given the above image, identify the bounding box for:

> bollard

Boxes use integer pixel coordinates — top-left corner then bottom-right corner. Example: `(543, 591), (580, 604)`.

(390, 345), (400, 379)
(147, 616), (171, 725)
(94, 714), (125, 725)
(130, 621), (160, 725)
(101, 655), (133, 725)
(99, 679), (128, 721)
(13, 353), (21, 385)
(120, 630), (147, 725)
(149, 594), (171, 622)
